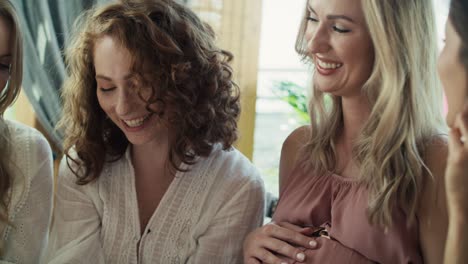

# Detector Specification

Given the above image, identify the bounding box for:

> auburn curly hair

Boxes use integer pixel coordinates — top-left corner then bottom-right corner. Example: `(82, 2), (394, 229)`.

(59, 0), (240, 184)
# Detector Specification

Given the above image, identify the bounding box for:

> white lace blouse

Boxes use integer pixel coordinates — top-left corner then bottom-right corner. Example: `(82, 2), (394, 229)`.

(1, 120), (53, 264)
(46, 144), (265, 264)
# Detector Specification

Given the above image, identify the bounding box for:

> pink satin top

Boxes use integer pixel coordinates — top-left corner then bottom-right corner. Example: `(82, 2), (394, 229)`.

(272, 165), (423, 264)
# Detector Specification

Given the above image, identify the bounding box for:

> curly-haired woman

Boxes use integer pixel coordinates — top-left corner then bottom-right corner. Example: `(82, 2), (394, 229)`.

(46, 0), (264, 263)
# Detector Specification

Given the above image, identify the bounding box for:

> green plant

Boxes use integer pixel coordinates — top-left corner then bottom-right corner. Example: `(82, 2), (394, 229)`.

(273, 81), (310, 124)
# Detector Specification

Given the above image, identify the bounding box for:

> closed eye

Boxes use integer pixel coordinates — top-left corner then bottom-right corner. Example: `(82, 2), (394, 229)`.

(99, 87), (116, 92)
(333, 26), (351, 33)
(0, 63), (10, 71)
(307, 17), (319, 22)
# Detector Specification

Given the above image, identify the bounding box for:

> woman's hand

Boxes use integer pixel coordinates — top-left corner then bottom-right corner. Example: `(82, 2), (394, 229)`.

(243, 222), (318, 264)
(446, 103), (468, 218)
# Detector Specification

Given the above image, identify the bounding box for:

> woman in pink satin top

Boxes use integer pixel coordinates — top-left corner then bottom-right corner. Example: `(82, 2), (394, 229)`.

(243, 0), (449, 263)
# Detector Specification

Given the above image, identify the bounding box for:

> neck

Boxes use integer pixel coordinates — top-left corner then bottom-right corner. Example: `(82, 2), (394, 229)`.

(340, 94), (372, 144)
(130, 128), (174, 178)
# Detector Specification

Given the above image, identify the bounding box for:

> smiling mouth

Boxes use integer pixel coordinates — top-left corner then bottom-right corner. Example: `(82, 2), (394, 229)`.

(315, 58), (343, 70)
(122, 114), (152, 128)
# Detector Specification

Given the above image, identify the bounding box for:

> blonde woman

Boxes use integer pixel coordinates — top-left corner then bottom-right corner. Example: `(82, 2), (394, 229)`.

(438, 0), (468, 263)
(243, 0), (448, 263)
(0, 0), (53, 263)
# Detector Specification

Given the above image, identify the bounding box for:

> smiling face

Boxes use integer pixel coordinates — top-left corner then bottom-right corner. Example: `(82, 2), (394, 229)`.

(94, 35), (167, 146)
(438, 19), (468, 127)
(0, 16), (12, 94)
(304, 0), (374, 97)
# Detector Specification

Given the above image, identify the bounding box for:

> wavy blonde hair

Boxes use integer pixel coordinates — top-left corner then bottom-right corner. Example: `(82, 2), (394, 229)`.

(295, 0), (445, 226)
(0, 0), (23, 227)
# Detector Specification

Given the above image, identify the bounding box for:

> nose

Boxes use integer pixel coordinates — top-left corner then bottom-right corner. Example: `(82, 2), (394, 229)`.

(306, 23), (331, 55)
(115, 87), (137, 116)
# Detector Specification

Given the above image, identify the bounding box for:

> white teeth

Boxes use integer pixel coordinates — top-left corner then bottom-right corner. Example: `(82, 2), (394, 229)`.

(123, 114), (151, 128)
(316, 58), (343, 69)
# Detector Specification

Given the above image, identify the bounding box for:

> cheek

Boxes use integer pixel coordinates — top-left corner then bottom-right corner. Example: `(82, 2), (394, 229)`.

(140, 87), (153, 102)
(341, 41), (374, 82)
(437, 48), (451, 90)
(304, 24), (315, 51)
(446, 76), (468, 122)
(438, 48), (468, 126)
(96, 93), (113, 116)
(358, 51), (374, 79)
(305, 27), (313, 42)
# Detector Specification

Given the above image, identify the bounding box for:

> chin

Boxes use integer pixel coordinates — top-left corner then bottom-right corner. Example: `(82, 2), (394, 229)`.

(314, 81), (336, 94)
(124, 135), (153, 146)
(315, 86), (343, 97)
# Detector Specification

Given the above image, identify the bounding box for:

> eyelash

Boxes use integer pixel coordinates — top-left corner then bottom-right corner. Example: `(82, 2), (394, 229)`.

(333, 26), (351, 33)
(0, 63), (10, 71)
(306, 17), (351, 34)
(99, 87), (116, 92)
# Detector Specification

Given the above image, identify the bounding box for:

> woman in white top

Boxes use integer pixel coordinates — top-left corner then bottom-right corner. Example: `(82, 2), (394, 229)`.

(46, 0), (265, 263)
(0, 1), (53, 263)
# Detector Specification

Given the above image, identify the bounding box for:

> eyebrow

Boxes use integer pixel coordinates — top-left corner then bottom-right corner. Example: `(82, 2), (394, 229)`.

(96, 73), (134, 81)
(308, 6), (355, 23)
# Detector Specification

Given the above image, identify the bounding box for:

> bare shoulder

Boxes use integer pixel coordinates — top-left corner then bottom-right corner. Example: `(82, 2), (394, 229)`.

(279, 125), (310, 191)
(418, 135), (449, 264)
(424, 135), (449, 177)
(420, 135), (448, 209)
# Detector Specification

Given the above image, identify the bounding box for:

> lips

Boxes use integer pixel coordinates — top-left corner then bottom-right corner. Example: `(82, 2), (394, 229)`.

(122, 113), (152, 128)
(314, 56), (343, 76)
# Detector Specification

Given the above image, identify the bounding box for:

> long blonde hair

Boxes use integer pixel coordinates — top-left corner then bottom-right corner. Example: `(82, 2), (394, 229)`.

(295, 0), (445, 226)
(0, 0), (23, 228)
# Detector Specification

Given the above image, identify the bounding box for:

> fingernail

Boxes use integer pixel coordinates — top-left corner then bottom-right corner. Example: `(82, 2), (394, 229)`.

(309, 240), (317, 247)
(296, 252), (305, 261)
